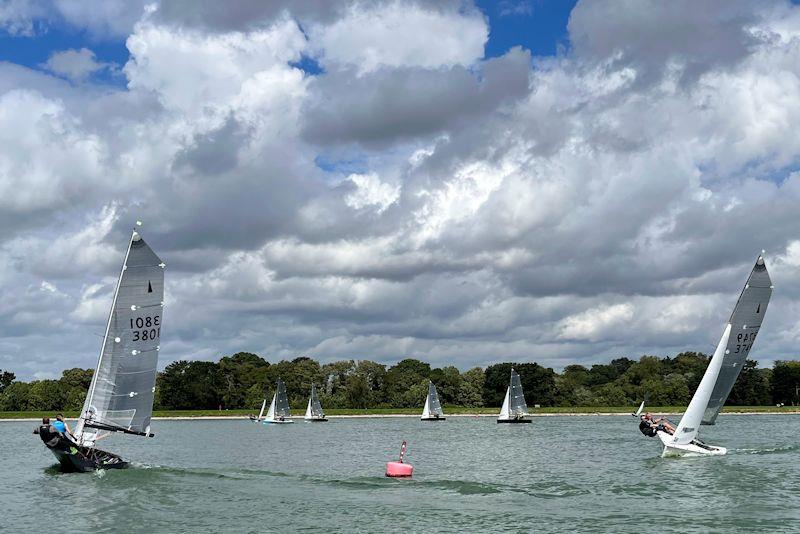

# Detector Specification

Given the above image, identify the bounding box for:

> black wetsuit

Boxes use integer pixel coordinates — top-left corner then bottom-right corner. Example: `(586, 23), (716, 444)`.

(639, 419), (658, 437)
(35, 424), (62, 448)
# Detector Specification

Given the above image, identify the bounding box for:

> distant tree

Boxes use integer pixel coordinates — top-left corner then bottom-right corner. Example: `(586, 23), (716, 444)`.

(771, 361), (800, 405)
(158, 360), (222, 409)
(218, 352), (270, 409)
(28, 380), (68, 411)
(429, 366), (461, 404)
(0, 381), (32, 411)
(457, 367), (484, 407)
(483, 363), (514, 407)
(728, 360), (771, 405)
(516, 363), (557, 407)
(0, 370), (15, 393)
(383, 359), (431, 406)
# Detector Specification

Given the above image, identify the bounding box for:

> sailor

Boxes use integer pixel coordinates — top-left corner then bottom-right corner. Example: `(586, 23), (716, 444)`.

(33, 417), (62, 448)
(639, 412), (675, 436)
(52, 413), (74, 439)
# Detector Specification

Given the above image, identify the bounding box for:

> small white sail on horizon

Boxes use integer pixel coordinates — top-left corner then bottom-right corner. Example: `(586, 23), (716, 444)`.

(421, 381), (445, 421)
(659, 254), (772, 457)
(498, 368), (531, 423)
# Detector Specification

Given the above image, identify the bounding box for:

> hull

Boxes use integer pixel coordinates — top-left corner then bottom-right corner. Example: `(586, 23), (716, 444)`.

(657, 431), (726, 457)
(46, 440), (128, 473)
(263, 419), (294, 425)
(421, 416), (446, 421)
(304, 417), (328, 422)
(497, 417), (532, 424)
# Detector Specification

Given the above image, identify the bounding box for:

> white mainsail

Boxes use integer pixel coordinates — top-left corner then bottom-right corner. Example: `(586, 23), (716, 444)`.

(265, 395), (276, 421)
(75, 228), (165, 446)
(666, 255), (772, 451)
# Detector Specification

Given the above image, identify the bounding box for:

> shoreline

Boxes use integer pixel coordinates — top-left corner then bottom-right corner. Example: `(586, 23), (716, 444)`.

(4, 410), (800, 422)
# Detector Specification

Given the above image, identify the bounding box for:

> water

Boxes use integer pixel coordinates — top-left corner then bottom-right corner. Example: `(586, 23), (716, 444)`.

(3, 415), (800, 533)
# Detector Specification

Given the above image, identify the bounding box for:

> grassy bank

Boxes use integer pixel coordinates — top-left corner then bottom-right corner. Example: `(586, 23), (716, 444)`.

(2, 405), (799, 420)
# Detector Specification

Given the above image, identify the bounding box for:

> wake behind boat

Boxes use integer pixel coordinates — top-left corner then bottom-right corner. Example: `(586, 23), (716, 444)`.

(497, 368), (531, 423)
(263, 378), (293, 424)
(639, 254), (772, 457)
(37, 224), (166, 472)
(421, 381), (446, 421)
(304, 383), (328, 422)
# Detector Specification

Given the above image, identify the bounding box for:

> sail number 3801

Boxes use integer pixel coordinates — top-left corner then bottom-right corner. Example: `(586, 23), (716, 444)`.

(130, 315), (161, 341)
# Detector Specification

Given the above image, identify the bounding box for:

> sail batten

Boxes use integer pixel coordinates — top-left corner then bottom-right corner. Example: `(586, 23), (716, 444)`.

(76, 230), (165, 446)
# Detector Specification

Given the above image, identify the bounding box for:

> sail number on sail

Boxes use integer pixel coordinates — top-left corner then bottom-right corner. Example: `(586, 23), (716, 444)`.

(733, 331), (756, 354)
(130, 315), (161, 341)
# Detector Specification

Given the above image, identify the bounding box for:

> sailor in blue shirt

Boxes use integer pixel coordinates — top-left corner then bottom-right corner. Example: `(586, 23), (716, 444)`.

(52, 413), (74, 439)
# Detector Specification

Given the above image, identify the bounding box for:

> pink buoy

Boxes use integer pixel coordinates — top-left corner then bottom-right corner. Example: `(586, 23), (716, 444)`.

(385, 440), (413, 478)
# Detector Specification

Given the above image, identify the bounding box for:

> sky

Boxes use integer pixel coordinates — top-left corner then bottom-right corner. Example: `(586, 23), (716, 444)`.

(2, 0), (800, 380)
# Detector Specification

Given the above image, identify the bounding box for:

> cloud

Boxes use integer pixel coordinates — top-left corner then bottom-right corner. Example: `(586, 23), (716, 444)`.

(42, 48), (114, 82)
(308, 1), (488, 73)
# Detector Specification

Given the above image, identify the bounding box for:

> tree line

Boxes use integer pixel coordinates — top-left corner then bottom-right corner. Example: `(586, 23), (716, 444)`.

(2, 353), (800, 412)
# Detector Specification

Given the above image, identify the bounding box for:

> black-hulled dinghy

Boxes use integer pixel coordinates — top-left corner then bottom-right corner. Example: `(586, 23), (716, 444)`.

(39, 224), (165, 472)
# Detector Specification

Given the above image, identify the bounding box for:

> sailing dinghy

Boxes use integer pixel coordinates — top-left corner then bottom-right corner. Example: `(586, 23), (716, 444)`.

(250, 398), (267, 422)
(304, 383), (328, 422)
(263, 378), (293, 424)
(421, 381), (446, 421)
(656, 254), (772, 457)
(39, 225), (165, 472)
(497, 368), (532, 423)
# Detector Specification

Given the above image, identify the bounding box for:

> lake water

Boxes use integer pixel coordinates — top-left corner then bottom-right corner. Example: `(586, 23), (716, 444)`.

(3, 414), (800, 533)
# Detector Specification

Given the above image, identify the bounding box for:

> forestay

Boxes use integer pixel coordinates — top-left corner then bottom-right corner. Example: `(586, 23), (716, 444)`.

(702, 256), (772, 425)
(76, 230), (165, 444)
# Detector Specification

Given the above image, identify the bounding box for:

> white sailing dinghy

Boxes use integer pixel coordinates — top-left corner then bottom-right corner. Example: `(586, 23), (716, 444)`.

(37, 225), (166, 472)
(250, 398), (267, 422)
(497, 368), (532, 423)
(657, 254), (772, 457)
(421, 381), (446, 421)
(263, 378), (294, 424)
(304, 383), (328, 422)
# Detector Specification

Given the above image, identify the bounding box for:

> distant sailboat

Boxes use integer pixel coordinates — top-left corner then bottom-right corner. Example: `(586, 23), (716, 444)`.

(304, 383), (328, 422)
(421, 381), (446, 421)
(263, 378), (293, 424)
(37, 225), (166, 472)
(497, 368), (531, 423)
(657, 254), (772, 457)
(249, 398), (267, 422)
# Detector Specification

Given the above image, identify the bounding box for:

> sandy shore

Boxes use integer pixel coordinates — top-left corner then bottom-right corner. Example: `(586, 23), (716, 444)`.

(3, 411), (799, 422)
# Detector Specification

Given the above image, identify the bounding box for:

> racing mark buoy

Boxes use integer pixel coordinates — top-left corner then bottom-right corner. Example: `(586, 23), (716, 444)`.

(385, 440), (413, 478)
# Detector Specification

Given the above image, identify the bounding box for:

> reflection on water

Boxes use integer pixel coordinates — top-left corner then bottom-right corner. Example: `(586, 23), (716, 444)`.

(4, 415), (800, 532)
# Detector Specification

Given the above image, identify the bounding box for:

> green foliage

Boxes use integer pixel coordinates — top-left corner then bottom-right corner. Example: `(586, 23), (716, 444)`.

(0, 369), (15, 393)
(0, 351), (788, 412)
(771, 361), (800, 405)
